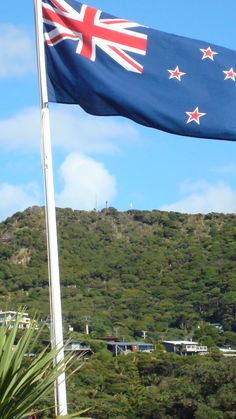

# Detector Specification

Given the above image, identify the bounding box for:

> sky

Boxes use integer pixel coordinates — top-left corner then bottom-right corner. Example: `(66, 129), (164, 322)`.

(1, 0), (236, 221)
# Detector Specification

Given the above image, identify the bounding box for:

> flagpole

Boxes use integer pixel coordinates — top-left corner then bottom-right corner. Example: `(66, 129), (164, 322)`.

(34, 0), (68, 416)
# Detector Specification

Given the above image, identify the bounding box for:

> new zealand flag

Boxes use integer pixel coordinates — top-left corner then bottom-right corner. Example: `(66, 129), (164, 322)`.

(43, 0), (236, 141)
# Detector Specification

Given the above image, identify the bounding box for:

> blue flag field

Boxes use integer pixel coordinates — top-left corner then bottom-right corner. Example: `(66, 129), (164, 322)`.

(43, 0), (236, 141)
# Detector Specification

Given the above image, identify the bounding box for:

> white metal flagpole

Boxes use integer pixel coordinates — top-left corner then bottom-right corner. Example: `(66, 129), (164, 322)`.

(34, 0), (68, 415)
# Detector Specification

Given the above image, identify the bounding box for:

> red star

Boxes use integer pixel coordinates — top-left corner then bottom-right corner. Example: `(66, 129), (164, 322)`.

(200, 46), (218, 61)
(186, 107), (206, 125)
(168, 66), (186, 81)
(223, 68), (236, 81)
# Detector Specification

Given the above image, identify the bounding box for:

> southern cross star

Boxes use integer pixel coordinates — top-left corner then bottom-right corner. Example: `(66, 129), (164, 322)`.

(200, 46), (218, 61)
(168, 66), (186, 81)
(186, 107), (206, 125)
(223, 68), (236, 81)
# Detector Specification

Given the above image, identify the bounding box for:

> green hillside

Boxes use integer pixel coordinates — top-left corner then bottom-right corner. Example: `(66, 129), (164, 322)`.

(1, 206), (236, 418)
(0, 206), (236, 346)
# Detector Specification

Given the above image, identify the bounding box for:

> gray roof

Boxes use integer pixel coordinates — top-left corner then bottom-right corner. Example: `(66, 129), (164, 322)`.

(163, 340), (198, 345)
(107, 341), (153, 346)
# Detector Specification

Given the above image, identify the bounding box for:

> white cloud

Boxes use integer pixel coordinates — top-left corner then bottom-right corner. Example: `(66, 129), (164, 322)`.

(50, 106), (138, 154)
(160, 181), (236, 214)
(0, 108), (39, 149)
(56, 153), (117, 210)
(0, 183), (40, 221)
(0, 106), (138, 153)
(0, 24), (35, 77)
(0, 151), (117, 219)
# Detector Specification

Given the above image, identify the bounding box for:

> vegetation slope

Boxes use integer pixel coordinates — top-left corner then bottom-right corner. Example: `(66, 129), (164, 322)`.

(0, 206), (236, 418)
(0, 206), (235, 344)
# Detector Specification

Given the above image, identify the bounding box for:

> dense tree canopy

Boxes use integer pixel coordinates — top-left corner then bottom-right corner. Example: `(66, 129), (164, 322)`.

(67, 351), (236, 419)
(0, 206), (236, 417)
(0, 206), (235, 344)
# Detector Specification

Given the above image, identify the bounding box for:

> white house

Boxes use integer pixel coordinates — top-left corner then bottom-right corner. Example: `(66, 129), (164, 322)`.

(163, 340), (208, 356)
(0, 310), (32, 329)
(219, 346), (236, 357)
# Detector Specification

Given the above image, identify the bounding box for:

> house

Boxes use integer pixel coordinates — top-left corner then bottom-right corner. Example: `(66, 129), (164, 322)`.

(107, 340), (154, 356)
(0, 310), (32, 330)
(219, 346), (236, 357)
(64, 341), (92, 355)
(163, 340), (208, 356)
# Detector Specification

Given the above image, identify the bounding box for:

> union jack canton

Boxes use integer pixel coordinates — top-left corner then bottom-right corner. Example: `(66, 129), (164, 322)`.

(43, 0), (236, 141)
(43, 0), (147, 73)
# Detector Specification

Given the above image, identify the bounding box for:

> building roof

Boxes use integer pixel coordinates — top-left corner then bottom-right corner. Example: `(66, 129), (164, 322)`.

(163, 340), (199, 345)
(0, 310), (29, 316)
(219, 347), (236, 353)
(107, 341), (153, 346)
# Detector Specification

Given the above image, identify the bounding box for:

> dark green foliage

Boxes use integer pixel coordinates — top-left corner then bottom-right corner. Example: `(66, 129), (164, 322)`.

(67, 352), (236, 419)
(0, 206), (236, 417)
(0, 206), (236, 341)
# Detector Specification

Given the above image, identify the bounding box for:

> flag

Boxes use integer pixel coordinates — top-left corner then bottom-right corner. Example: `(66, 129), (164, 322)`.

(43, 0), (236, 141)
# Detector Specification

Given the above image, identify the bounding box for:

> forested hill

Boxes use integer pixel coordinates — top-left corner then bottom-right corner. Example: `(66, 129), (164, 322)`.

(0, 206), (236, 345)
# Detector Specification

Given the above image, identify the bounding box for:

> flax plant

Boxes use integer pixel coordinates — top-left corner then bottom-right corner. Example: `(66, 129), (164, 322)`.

(0, 313), (90, 419)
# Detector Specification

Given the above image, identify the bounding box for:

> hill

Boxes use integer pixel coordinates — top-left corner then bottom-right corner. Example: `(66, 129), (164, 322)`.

(1, 206), (236, 418)
(0, 206), (235, 346)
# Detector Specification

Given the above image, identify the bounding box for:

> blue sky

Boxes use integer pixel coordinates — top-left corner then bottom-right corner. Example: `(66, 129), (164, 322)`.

(1, 0), (236, 220)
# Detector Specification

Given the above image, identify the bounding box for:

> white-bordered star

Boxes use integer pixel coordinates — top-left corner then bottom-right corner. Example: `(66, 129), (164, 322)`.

(200, 46), (218, 61)
(168, 66), (186, 81)
(223, 68), (236, 81)
(186, 107), (206, 125)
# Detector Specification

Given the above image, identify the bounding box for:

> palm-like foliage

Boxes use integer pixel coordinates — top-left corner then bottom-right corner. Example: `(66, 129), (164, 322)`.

(0, 314), (90, 418)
